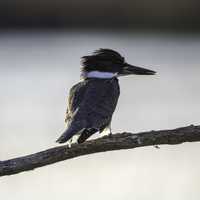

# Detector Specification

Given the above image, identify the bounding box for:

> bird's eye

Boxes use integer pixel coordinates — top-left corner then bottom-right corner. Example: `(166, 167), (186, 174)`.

(114, 59), (124, 65)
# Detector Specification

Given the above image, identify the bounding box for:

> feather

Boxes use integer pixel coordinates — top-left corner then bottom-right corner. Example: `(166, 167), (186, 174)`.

(56, 78), (120, 144)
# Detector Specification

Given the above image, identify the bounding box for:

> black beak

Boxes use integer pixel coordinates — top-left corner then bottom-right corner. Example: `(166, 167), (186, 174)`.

(120, 63), (156, 76)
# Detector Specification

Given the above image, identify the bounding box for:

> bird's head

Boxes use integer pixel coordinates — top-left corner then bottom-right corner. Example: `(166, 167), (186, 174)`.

(81, 49), (156, 79)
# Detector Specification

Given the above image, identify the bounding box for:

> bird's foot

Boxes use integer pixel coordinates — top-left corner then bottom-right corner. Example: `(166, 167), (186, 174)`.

(108, 132), (113, 138)
(66, 138), (73, 148)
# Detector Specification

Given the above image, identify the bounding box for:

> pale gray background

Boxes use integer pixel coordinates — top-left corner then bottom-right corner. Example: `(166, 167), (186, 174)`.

(0, 31), (200, 199)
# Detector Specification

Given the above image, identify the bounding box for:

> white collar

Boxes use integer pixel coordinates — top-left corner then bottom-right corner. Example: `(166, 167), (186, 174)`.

(83, 71), (117, 79)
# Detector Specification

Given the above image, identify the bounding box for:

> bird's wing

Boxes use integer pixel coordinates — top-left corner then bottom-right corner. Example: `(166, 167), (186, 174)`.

(64, 81), (87, 124)
(56, 79), (120, 143)
(76, 79), (120, 129)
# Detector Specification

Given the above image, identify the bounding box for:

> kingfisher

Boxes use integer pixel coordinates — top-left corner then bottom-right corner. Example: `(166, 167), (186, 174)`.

(56, 49), (156, 145)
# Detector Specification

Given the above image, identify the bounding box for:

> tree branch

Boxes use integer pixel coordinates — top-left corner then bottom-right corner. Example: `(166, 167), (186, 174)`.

(1, 125), (200, 177)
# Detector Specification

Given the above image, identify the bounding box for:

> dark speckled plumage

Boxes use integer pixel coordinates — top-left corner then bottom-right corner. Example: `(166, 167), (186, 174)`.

(56, 48), (156, 144)
(67, 78), (119, 129)
(57, 78), (120, 143)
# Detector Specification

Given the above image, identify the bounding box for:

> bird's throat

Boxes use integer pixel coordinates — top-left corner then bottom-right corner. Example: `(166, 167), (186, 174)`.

(83, 71), (117, 79)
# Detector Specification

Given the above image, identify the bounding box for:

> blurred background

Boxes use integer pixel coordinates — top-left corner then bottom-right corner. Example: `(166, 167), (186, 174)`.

(0, 0), (200, 30)
(1, 0), (200, 200)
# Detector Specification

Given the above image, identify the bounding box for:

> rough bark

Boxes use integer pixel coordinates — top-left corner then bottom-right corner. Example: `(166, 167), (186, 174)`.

(0, 125), (200, 177)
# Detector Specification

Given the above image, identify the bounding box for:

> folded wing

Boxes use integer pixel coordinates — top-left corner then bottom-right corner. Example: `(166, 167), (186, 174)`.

(56, 78), (120, 143)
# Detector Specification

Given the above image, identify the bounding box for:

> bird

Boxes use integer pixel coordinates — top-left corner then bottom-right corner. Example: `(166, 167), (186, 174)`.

(56, 48), (156, 145)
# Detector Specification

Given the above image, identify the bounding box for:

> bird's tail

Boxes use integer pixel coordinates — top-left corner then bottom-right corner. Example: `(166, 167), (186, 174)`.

(77, 128), (97, 144)
(56, 124), (84, 144)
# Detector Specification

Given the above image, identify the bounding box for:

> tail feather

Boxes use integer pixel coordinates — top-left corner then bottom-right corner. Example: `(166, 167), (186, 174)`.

(56, 124), (84, 144)
(77, 128), (97, 144)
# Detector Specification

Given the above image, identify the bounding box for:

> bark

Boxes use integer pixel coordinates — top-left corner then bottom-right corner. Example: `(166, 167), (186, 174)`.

(0, 125), (200, 177)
